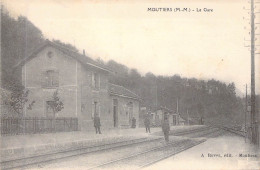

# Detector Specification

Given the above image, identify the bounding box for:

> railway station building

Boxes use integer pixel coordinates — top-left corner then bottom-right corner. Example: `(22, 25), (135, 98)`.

(139, 106), (184, 127)
(14, 40), (140, 132)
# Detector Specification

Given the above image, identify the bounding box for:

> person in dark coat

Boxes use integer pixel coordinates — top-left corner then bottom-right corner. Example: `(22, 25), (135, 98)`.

(94, 115), (101, 134)
(144, 112), (151, 133)
(131, 117), (136, 128)
(162, 114), (170, 142)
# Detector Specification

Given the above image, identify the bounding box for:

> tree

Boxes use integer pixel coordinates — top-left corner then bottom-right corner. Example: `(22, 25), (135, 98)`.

(145, 72), (156, 79)
(48, 90), (64, 117)
(197, 103), (205, 117)
(1, 6), (44, 90)
(52, 39), (78, 52)
(5, 89), (35, 117)
(227, 82), (236, 96)
(96, 57), (105, 65)
(47, 90), (64, 131)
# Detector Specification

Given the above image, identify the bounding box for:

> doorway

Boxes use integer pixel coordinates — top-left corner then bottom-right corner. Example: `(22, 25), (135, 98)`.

(113, 99), (118, 127)
(173, 115), (176, 125)
(127, 102), (133, 125)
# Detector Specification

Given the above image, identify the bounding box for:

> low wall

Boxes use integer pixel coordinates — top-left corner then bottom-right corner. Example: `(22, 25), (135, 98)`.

(1, 117), (78, 136)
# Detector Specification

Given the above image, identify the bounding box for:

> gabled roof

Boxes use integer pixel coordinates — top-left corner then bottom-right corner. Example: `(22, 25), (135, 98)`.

(109, 83), (141, 100)
(14, 40), (112, 73)
(179, 116), (186, 122)
(155, 106), (174, 113)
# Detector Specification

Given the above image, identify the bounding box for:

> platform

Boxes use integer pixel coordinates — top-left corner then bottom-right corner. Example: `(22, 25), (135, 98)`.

(0, 125), (206, 164)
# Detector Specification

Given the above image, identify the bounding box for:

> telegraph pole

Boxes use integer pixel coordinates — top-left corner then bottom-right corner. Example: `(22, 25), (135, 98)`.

(245, 84), (247, 142)
(187, 109), (189, 126)
(250, 0), (258, 145)
(176, 98), (179, 125)
(177, 98), (179, 114)
(156, 82), (158, 109)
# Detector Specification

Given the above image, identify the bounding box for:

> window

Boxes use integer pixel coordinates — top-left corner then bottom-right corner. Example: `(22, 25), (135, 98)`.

(92, 101), (100, 118)
(42, 70), (59, 88)
(113, 99), (118, 107)
(47, 51), (54, 58)
(92, 72), (100, 89)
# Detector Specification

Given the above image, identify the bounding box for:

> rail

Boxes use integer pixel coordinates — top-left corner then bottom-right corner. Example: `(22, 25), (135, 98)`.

(1, 125), (223, 169)
(209, 125), (246, 137)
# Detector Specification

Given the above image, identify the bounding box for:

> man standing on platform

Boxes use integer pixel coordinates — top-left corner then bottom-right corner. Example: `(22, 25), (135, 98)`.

(131, 117), (136, 128)
(94, 114), (101, 134)
(144, 112), (151, 133)
(162, 113), (170, 142)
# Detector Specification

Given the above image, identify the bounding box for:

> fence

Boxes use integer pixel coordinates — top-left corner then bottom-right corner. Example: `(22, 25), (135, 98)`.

(1, 117), (78, 136)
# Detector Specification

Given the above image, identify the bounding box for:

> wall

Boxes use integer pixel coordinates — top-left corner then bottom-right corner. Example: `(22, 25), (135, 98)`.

(109, 95), (139, 128)
(21, 45), (139, 132)
(80, 65), (112, 131)
(22, 46), (78, 118)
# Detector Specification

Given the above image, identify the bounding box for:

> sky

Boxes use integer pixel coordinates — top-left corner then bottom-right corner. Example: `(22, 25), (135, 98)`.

(2, 0), (260, 95)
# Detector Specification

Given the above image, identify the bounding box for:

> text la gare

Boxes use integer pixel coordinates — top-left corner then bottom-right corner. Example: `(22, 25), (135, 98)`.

(197, 8), (213, 12)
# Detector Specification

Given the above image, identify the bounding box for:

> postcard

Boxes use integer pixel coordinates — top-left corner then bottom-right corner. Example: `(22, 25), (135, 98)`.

(1, 0), (259, 169)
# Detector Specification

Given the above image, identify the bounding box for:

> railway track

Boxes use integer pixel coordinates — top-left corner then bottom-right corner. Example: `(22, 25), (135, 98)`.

(86, 127), (223, 169)
(87, 139), (205, 170)
(142, 128), (226, 168)
(221, 127), (245, 137)
(1, 126), (223, 170)
(172, 126), (215, 136)
(209, 125), (246, 137)
(185, 128), (222, 138)
(0, 137), (161, 170)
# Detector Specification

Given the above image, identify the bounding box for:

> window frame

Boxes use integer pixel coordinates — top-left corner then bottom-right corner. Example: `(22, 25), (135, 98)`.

(92, 72), (100, 90)
(92, 100), (100, 118)
(42, 69), (59, 88)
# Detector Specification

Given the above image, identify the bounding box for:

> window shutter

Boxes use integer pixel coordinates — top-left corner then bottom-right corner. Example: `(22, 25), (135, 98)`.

(91, 102), (94, 118)
(100, 74), (103, 89)
(98, 74), (100, 89)
(100, 74), (105, 89)
(41, 71), (47, 87)
(98, 104), (100, 117)
(92, 72), (95, 87)
(53, 71), (59, 86)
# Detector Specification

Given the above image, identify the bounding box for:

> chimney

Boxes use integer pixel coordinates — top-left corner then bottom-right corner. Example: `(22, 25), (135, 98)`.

(83, 49), (85, 56)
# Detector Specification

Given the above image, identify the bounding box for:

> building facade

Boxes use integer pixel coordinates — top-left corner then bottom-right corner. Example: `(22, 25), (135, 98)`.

(109, 83), (140, 128)
(16, 40), (140, 131)
(139, 106), (182, 127)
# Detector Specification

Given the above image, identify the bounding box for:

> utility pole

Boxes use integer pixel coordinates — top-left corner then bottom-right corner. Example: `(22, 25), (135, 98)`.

(250, 0), (258, 145)
(245, 84), (247, 142)
(155, 82), (158, 109)
(177, 98), (179, 114)
(176, 98), (179, 125)
(187, 109), (189, 126)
